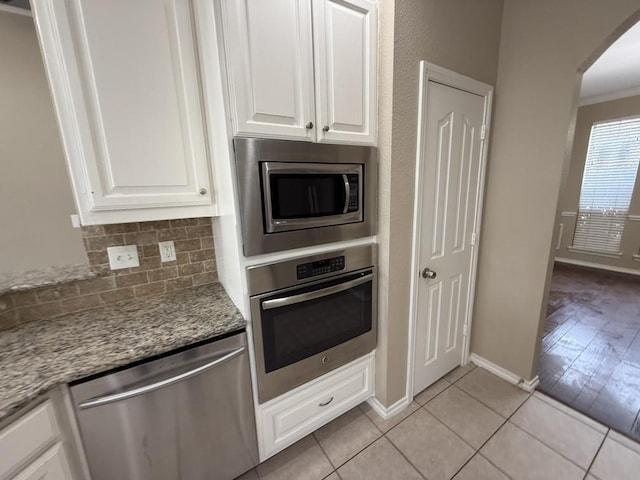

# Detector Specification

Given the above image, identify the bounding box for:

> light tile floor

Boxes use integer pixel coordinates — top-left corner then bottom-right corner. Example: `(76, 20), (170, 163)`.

(238, 363), (640, 480)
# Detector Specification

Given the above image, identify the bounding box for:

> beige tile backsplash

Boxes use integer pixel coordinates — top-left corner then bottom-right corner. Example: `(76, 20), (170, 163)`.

(0, 217), (217, 331)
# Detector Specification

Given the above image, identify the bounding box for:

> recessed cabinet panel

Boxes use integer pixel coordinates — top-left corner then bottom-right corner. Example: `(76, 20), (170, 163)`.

(70, 0), (210, 207)
(222, 0), (316, 140)
(77, 1), (191, 191)
(32, 0), (215, 224)
(314, 0), (377, 145)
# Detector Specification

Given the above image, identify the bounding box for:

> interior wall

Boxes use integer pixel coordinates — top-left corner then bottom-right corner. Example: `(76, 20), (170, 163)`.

(471, 0), (640, 381)
(556, 95), (640, 272)
(0, 11), (86, 273)
(375, 0), (504, 406)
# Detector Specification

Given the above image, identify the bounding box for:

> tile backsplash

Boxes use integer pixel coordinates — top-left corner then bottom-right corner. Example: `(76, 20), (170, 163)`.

(0, 217), (217, 331)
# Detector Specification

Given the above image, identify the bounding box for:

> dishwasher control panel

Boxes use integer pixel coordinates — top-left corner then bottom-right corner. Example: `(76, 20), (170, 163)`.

(296, 256), (345, 279)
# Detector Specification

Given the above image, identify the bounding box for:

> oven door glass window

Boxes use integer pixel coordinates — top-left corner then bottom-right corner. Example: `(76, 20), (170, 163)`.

(269, 173), (347, 219)
(260, 272), (373, 373)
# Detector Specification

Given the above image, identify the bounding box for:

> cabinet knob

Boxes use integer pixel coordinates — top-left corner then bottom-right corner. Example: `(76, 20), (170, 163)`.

(322, 125), (330, 132)
(199, 188), (207, 195)
(305, 122), (314, 129)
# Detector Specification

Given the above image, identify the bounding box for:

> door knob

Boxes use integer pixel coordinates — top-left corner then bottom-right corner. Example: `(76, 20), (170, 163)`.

(421, 268), (437, 279)
(305, 122), (314, 129)
(322, 125), (330, 132)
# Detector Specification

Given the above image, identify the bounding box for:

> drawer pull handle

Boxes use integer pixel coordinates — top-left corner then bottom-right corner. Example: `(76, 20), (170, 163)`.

(319, 397), (334, 407)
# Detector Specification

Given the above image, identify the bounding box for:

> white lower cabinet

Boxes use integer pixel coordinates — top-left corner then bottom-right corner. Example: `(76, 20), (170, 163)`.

(0, 401), (75, 480)
(257, 353), (374, 460)
(12, 445), (72, 480)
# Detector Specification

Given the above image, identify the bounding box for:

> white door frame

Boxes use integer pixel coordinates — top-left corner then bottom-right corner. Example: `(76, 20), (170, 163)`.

(406, 61), (493, 401)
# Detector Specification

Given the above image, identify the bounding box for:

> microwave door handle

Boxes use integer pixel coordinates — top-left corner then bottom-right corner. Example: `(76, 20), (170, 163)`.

(262, 273), (373, 310)
(343, 174), (350, 214)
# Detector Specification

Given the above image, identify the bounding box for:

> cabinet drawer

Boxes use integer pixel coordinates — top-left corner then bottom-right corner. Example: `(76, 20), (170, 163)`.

(259, 354), (374, 459)
(12, 444), (72, 480)
(0, 402), (59, 479)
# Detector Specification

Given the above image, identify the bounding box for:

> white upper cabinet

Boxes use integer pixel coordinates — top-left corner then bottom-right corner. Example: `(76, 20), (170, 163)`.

(32, 0), (216, 225)
(221, 0), (316, 141)
(221, 0), (378, 145)
(313, 0), (377, 145)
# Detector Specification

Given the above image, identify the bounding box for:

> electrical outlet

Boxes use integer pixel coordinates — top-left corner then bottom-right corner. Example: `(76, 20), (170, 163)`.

(107, 245), (140, 270)
(159, 241), (177, 262)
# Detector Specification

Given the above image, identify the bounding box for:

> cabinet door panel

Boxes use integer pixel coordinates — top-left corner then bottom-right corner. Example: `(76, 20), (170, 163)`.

(314, 0), (377, 145)
(222, 0), (316, 140)
(33, 0), (213, 221)
(12, 444), (73, 480)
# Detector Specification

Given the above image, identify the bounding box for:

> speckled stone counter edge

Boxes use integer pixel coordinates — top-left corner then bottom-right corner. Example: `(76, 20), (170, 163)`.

(0, 264), (96, 295)
(0, 282), (245, 421)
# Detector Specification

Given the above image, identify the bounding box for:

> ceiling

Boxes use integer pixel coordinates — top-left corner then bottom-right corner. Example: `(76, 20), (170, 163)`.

(580, 21), (640, 105)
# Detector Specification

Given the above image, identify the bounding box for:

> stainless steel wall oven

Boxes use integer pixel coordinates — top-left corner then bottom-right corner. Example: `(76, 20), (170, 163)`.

(248, 245), (377, 403)
(234, 138), (377, 256)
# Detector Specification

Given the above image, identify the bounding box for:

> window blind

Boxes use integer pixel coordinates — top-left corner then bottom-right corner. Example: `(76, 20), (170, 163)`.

(572, 117), (640, 255)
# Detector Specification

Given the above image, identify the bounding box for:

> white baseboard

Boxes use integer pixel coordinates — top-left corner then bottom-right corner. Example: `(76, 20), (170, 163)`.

(469, 354), (539, 393)
(555, 257), (640, 276)
(366, 395), (411, 420)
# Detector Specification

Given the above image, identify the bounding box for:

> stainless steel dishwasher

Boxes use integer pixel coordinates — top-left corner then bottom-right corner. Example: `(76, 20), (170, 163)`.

(70, 331), (258, 480)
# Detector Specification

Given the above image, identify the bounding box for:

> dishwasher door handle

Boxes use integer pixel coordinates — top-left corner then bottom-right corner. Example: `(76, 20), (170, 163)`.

(78, 346), (245, 409)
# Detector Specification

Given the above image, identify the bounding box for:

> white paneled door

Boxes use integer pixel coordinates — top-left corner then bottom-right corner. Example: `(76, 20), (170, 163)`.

(412, 79), (487, 395)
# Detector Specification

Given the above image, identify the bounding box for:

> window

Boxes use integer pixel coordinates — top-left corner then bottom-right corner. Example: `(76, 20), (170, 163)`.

(571, 117), (640, 256)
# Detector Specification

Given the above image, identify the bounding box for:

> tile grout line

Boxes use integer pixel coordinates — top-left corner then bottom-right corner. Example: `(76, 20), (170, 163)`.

(316, 408), (385, 473)
(349, 375), (463, 480)
(533, 392), (608, 434)
(507, 418), (594, 473)
(382, 431), (429, 480)
(583, 428), (609, 480)
(446, 390), (532, 480)
(312, 431), (341, 476)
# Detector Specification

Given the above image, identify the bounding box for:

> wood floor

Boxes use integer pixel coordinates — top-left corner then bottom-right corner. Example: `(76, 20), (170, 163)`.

(538, 262), (640, 441)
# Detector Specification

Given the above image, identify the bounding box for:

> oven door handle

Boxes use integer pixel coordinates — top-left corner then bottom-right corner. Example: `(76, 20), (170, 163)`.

(262, 273), (373, 310)
(343, 174), (350, 214)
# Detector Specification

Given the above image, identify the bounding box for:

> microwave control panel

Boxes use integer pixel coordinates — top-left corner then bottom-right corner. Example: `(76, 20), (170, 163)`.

(296, 256), (345, 280)
(347, 174), (360, 213)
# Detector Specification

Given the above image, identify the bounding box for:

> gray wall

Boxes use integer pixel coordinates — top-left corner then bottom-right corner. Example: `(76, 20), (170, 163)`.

(376, 0), (504, 406)
(471, 1), (640, 382)
(556, 95), (640, 272)
(0, 11), (86, 273)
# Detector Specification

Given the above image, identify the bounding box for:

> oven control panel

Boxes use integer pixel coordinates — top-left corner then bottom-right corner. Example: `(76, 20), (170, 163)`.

(296, 256), (345, 279)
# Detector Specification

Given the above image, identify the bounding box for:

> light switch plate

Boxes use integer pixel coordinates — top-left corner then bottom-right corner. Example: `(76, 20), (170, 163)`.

(107, 245), (140, 270)
(158, 241), (177, 262)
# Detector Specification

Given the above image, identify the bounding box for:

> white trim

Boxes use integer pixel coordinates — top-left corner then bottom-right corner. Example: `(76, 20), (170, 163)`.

(555, 257), (640, 276)
(366, 395), (411, 420)
(406, 61), (493, 402)
(579, 86), (640, 107)
(556, 223), (564, 251)
(560, 211), (577, 217)
(567, 246), (623, 258)
(469, 354), (539, 393)
(0, 4), (32, 17)
(628, 215), (640, 222)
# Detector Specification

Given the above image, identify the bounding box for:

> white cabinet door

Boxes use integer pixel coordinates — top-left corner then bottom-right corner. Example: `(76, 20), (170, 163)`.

(32, 0), (214, 225)
(313, 0), (377, 145)
(222, 0), (316, 141)
(12, 444), (73, 480)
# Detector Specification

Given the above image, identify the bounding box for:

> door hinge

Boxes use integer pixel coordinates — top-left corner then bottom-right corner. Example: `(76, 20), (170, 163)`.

(471, 232), (477, 246)
(480, 124), (486, 140)
(463, 324), (469, 337)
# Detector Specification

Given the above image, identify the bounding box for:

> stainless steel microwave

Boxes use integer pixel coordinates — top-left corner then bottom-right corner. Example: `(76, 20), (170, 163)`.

(234, 138), (377, 256)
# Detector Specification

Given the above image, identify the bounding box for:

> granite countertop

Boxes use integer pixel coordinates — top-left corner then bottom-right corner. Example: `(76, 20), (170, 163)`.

(0, 264), (97, 295)
(0, 282), (245, 421)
